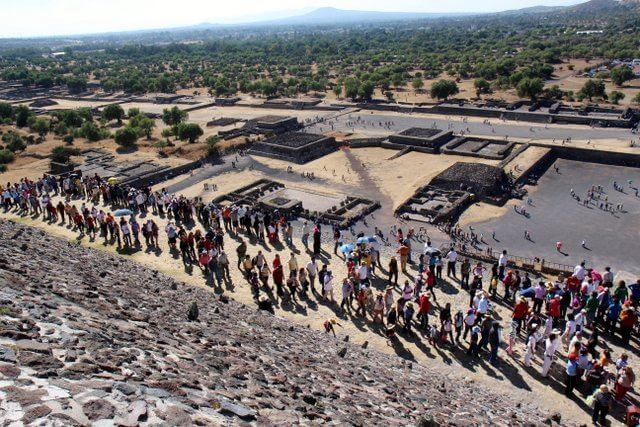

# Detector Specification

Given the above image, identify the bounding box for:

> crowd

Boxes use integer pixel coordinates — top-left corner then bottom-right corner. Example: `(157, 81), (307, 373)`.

(2, 172), (640, 425)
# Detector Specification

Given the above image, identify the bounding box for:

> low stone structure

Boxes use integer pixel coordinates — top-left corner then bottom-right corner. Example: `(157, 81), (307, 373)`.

(206, 117), (241, 127)
(213, 179), (379, 227)
(388, 128), (454, 153)
(218, 115), (302, 140)
(430, 162), (510, 201)
(248, 132), (338, 164)
(396, 186), (473, 224)
(443, 136), (517, 160)
(57, 149), (201, 188)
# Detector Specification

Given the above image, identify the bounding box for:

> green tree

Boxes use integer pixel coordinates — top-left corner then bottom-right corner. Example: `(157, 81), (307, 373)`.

(611, 66), (635, 87)
(205, 135), (221, 156)
(609, 91), (625, 105)
(103, 104), (125, 124)
(80, 121), (102, 141)
(50, 145), (80, 163)
(332, 85), (342, 98)
(3, 133), (26, 152)
(344, 78), (359, 101)
(516, 77), (544, 100)
(137, 116), (156, 139)
(0, 102), (13, 120)
(430, 79), (459, 100)
(15, 105), (33, 128)
(114, 127), (139, 147)
(162, 106), (187, 126)
(633, 93), (640, 104)
(66, 76), (87, 94)
(30, 118), (50, 137)
(579, 79), (606, 100)
(0, 149), (15, 164)
(473, 78), (492, 97)
(175, 123), (203, 143)
(358, 80), (375, 101)
(412, 77), (424, 92)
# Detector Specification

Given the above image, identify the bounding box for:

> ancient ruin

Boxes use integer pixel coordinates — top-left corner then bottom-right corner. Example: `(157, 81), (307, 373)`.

(248, 132), (338, 164)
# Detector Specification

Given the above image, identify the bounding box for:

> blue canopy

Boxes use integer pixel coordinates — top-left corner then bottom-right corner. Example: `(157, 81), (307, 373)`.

(340, 243), (355, 254)
(113, 209), (134, 217)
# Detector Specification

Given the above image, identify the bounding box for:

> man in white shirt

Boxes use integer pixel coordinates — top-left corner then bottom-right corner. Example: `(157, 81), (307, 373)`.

(446, 248), (458, 279)
(306, 257), (318, 293)
(498, 250), (508, 279)
(573, 261), (586, 282)
(541, 332), (560, 377)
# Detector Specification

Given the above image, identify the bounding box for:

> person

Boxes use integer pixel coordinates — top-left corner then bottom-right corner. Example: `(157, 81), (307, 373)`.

(512, 297), (529, 334)
(446, 247), (457, 279)
(403, 302), (415, 333)
(460, 258), (471, 289)
(542, 332), (560, 377)
(524, 325), (538, 367)
(323, 270), (335, 302)
(236, 239), (247, 268)
(615, 366), (635, 401)
(323, 319), (340, 337)
(498, 250), (508, 279)
(488, 322), (501, 366)
(388, 257), (399, 288)
(306, 257), (318, 293)
(417, 293), (431, 330)
(397, 243), (409, 272)
(467, 325), (481, 357)
(591, 385), (613, 425)
(565, 355), (579, 397)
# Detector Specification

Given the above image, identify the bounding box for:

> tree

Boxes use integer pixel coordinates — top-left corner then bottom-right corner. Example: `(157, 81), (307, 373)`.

(0, 149), (15, 164)
(162, 106), (187, 126)
(358, 80), (375, 101)
(0, 102), (13, 120)
(332, 85), (342, 98)
(80, 121), (102, 141)
(516, 77), (544, 100)
(205, 135), (221, 156)
(430, 79), (459, 100)
(175, 123), (203, 143)
(114, 127), (139, 147)
(473, 78), (492, 97)
(412, 77), (424, 92)
(579, 79), (606, 100)
(344, 78), (359, 101)
(15, 105), (33, 128)
(611, 66), (635, 87)
(66, 76), (87, 94)
(50, 145), (80, 163)
(103, 104), (125, 124)
(633, 93), (640, 104)
(30, 118), (50, 137)
(609, 91), (625, 105)
(3, 133), (26, 152)
(137, 117), (156, 139)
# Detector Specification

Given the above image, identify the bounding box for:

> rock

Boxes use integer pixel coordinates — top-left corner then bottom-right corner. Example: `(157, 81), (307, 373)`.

(361, 340), (368, 349)
(2, 386), (47, 406)
(124, 400), (148, 425)
(188, 302), (199, 321)
(0, 345), (16, 363)
(337, 347), (348, 358)
(99, 271), (108, 278)
(213, 306), (220, 314)
(82, 399), (116, 421)
(15, 339), (52, 354)
(114, 382), (138, 396)
(218, 401), (257, 420)
(22, 405), (51, 424)
(343, 335), (349, 342)
(302, 394), (317, 405)
(17, 351), (63, 371)
(0, 363), (20, 378)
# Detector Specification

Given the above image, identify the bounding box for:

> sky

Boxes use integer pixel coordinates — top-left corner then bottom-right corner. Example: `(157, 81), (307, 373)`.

(1, 0), (586, 38)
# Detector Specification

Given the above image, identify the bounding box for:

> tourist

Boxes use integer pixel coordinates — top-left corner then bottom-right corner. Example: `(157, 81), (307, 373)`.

(541, 332), (560, 377)
(591, 385), (613, 425)
(388, 256), (399, 288)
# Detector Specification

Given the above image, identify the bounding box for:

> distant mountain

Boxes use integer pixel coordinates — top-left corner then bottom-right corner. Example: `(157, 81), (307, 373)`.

(253, 7), (471, 26)
(496, 5), (567, 16)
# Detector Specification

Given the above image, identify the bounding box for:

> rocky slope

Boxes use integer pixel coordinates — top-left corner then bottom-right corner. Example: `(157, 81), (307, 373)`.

(0, 220), (556, 426)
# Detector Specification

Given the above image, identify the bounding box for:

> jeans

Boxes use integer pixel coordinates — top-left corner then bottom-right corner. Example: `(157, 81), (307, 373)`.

(489, 346), (499, 366)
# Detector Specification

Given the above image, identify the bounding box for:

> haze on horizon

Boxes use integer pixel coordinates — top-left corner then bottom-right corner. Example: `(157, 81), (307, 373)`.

(3, 0), (586, 38)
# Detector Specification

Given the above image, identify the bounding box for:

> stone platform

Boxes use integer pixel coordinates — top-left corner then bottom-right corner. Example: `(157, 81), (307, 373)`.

(248, 132), (338, 164)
